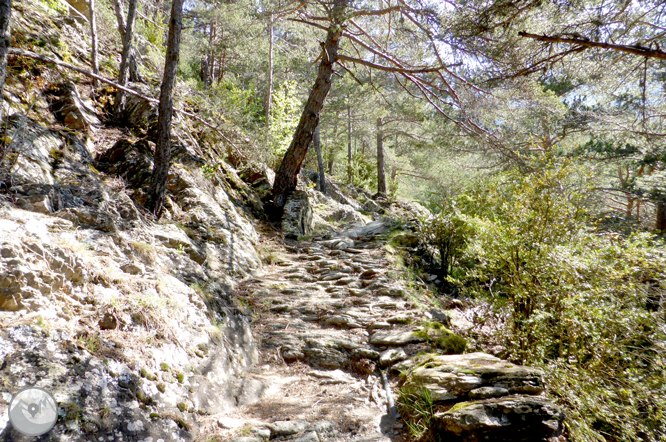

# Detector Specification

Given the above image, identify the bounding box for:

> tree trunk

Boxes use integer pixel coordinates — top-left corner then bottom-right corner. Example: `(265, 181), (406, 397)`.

(265, 13), (274, 143)
(0, 0), (11, 94)
(271, 0), (347, 209)
(145, 0), (184, 218)
(89, 0), (99, 87)
(347, 97), (353, 184)
(314, 126), (326, 194)
(376, 117), (386, 195)
(114, 0), (138, 118)
(657, 200), (666, 231)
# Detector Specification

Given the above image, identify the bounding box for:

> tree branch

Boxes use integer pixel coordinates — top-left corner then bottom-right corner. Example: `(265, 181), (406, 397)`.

(337, 54), (445, 73)
(518, 31), (666, 60)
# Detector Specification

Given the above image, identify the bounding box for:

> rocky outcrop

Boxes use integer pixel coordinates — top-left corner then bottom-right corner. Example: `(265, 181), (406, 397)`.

(435, 396), (565, 442)
(282, 190), (314, 239)
(45, 82), (100, 131)
(402, 353), (564, 441)
(0, 112), (264, 440)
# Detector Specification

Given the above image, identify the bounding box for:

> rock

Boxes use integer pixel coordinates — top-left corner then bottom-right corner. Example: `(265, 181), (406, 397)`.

(434, 396), (565, 442)
(230, 437), (262, 442)
(95, 139), (155, 190)
(340, 219), (397, 239)
(98, 312), (118, 330)
(413, 325), (466, 354)
(46, 82), (100, 130)
(324, 206), (367, 225)
(268, 420), (309, 436)
(217, 417), (246, 429)
(282, 190), (314, 239)
(308, 369), (354, 384)
(370, 330), (425, 346)
(407, 353), (545, 403)
(379, 349), (408, 367)
(123, 82), (159, 129)
(390, 232), (420, 248)
(469, 386), (510, 400)
(293, 431), (320, 442)
(360, 269), (379, 279)
(362, 199), (383, 214)
(368, 321), (391, 330)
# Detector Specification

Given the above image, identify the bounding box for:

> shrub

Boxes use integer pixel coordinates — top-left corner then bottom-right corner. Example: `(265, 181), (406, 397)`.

(424, 158), (666, 441)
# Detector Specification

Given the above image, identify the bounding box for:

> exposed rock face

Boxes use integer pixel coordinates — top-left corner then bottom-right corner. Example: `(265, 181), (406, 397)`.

(435, 396), (565, 442)
(282, 190), (314, 239)
(403, 353), (563, 441)
(0, 110), (264, 440)
(46, 82), (100, 130)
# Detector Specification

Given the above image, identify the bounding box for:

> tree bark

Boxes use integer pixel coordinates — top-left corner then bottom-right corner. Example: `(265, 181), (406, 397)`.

(271, 0), (347, 209)
(115, 0), (138, 118)
(376, 117), (386, 195)
(347, 97), (353, 184)
(0, 0), (12, 94)
(145, 0), (185, 218)
(265, 13), (274, 143)
(89, 0), (99, 87)
(314, 125), (326, 194)
(657, 200), (666, 231)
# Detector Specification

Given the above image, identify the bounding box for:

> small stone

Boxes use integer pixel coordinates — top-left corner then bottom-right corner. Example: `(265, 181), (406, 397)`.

(469, 386), (510, 399)
(370, 330), (425, 346)
(217, 417), (245, 429)
(368, 321), (391, 330)
(98, 312), (118, 330)
(379, 349), (408, 367)
(268, 420), (309, 436)
(293, 431), (320, 442)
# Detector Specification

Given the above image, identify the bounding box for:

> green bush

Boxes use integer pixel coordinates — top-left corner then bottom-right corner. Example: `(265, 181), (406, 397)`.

(425, 158), (666, 442)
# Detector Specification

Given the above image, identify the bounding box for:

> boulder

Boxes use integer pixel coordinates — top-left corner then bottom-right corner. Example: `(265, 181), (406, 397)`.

(434, 396), (565, 442)
(46, 82), (100, 130)
(406, 353), (544, 403)
(282, 190), (314, 239)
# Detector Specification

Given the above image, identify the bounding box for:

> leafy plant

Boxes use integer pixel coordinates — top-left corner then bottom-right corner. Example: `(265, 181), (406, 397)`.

(429, 158), (666, 442)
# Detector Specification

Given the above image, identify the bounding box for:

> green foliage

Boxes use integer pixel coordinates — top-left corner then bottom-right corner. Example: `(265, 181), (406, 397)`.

(41, 0), (67, 14)
(269, 81), (302, 165)
(425, 159), (666, 442)
(418, 199), (473, 281)
(413, 322), (467, 354)
(348, 151), (376, 190)
(396, 383), (436, 440)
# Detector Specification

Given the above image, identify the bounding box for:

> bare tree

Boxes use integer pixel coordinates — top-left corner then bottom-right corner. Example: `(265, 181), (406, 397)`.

(89, 0), (99, 87)
(314, 126), (326, 194)
(376, 117), (386, 195)
(0, 0), (11, 93)
(265, 13), (274, 142)
(145, 0), (185, 217)
(114, 0), (139, 118)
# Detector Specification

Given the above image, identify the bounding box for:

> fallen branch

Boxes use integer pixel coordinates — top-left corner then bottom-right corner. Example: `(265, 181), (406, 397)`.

(8, 48), (246, 162)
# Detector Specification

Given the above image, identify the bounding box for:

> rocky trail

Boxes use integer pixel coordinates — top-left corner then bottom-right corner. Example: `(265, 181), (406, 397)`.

(216, 221), (426, 442)
(212, 219), (565, 442)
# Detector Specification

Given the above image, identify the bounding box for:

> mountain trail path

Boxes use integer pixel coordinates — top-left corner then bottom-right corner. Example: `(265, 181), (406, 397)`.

(212, 221), (441, 442)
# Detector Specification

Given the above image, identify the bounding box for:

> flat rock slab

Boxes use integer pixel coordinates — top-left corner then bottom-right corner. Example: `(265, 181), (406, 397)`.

(370, 330), (425, 346)
(407, 353), (544, 402)
(434, 395), (564, 442)
(268, 420), (310, 436)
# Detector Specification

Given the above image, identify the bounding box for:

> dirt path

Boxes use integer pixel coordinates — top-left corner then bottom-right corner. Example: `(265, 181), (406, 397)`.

(214, 221), (434, 442)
